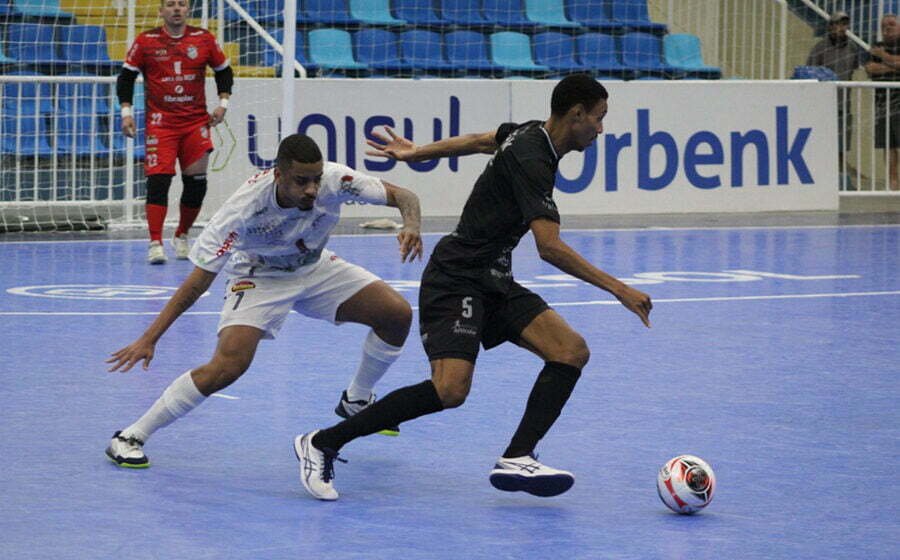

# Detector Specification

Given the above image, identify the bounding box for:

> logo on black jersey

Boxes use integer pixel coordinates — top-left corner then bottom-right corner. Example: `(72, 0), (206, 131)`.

(542, 194), (557, 211)
(451, 320), (478, 336)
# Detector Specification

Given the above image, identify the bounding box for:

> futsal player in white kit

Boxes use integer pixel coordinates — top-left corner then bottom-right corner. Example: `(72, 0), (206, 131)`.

(105, 133), (423, 468)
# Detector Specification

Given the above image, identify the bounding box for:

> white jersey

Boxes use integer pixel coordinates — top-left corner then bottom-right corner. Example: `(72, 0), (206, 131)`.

(189, 162), (387, 277)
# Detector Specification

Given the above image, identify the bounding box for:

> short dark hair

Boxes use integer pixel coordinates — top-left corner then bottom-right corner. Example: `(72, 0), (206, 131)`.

(551, 74), (608, 116)
(276, 134), (322, 169)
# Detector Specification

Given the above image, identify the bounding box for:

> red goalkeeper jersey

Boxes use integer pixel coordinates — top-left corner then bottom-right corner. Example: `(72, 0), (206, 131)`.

(124, 25), (229, 128)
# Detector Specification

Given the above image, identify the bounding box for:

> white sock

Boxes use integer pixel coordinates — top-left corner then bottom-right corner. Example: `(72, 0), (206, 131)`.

(345, 330), (403, 401)
(121, 370), (206, 443)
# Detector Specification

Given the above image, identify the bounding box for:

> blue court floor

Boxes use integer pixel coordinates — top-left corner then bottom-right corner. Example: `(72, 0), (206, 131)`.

(1, 223), (898, 559)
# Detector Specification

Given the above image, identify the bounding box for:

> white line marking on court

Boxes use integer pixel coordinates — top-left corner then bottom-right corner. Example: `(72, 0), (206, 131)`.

(1, 291), (897, 316)
(0, 224), (898, 245)
(211, 393), (239, 400)
(546, 290), (900, 307)
(0, 311), (220, 316)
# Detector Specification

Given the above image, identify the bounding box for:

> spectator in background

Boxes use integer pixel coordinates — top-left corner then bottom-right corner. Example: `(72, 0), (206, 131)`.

(865, 13), (900, 191)
(807, 11), (865, 190)
(117, 0), (234, 264)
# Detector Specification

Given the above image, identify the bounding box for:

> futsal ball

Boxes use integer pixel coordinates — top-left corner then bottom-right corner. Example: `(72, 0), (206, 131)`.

(656, 455), (716, 514)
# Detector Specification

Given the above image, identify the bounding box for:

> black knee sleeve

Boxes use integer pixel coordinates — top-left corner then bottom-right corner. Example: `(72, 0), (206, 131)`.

(180, 174), (208, 208)
(146, 174), (174, 206)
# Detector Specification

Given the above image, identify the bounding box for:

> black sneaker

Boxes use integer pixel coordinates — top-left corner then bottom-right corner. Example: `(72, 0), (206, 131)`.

(334, 390), (400, 436)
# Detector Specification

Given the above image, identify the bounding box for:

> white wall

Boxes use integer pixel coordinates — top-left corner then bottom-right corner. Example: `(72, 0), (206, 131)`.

(200, 79), (838, 219)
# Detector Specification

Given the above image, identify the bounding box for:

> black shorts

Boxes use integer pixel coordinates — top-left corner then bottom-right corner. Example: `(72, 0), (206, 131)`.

(418, 263), (550, 363)
(874, 111), (900, 149)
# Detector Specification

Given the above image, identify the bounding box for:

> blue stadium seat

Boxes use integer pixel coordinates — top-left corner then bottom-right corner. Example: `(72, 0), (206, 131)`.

(663, 34), (721, 78)
(7, 23), (65, 65)
(564, 0), (621, 32)
(399, 30), (455, 73)
(0, 49), (14, 63)
(393, 0), (448, 26)
(57, 74), (111, 115)
(58, 25), (119, 72)
(12, 0), (72, 18)
(55, 114), (109, 156)
(307, 28), (367, 71)
(483, 0), (541, 29)
(350, 0), (405, 25)
(261, 29), (320, 74)
(490, 31), (549, 72)
(610, 0), (667, 34)
(354, 29), (411, 73)
(791, 65), (838, 81)
(0, 112), (53, 156)
(620, 32), (676, 75)
(440, 0), (492, 27)
(574, 33), (630, 77)
(445, 30), (502, 73)
(533, 32), (586, 72)
(2, 72), (54, 114)
(525, 0), (579, 28)
(301, 0), (361, 26)
(0, 0), (19, 15)
(225, 0), (281, 22)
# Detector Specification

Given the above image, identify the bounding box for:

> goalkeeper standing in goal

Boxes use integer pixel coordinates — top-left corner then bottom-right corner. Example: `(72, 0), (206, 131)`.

(117, 0), (234, 264)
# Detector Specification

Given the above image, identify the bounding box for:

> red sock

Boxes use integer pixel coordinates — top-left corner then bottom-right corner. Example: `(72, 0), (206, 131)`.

(146, 203), (167, 242)
(176, 204), (201, 237)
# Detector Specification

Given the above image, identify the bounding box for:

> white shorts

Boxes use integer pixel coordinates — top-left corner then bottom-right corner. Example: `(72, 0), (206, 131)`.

(217, 249), (381, 339)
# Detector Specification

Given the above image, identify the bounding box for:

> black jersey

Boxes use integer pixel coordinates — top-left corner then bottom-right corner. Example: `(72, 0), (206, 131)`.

(429, 120), (562, 291)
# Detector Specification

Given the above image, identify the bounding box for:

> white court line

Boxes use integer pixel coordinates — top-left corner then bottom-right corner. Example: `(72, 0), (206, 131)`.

(0, 224), (898, 245)
(0, 311), (220, 316)
(1, 291), (898, 316)
(545, 290), (900, 307)
(211, 393), (239, 400)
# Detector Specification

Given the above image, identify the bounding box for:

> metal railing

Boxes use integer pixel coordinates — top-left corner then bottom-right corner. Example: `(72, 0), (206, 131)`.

(839, 81), (900, 192)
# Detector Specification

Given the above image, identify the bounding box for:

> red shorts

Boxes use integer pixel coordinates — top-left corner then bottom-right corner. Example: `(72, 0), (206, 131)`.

(145, 120), (214, 176)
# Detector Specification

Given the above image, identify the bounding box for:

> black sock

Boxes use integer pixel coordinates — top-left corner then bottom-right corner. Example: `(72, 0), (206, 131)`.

(313, 380), (444, 452)
(503, 362), (582, 459)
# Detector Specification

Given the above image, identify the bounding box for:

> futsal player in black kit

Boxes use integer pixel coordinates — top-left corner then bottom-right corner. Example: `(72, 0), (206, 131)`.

(295, 74), (653, 501)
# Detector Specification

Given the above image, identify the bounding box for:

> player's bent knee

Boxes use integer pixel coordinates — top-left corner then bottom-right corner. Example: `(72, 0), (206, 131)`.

(433, 380), (470, 408)
(557, 335), (590, 368)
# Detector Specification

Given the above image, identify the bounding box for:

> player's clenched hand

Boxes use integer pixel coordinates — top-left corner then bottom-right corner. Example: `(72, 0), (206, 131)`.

(209, 106), (226, 127)
(366, 126), (417, 161)
(121, 116), (136, 138)
(106, 338), (156, 372)
(397, 227), (423, 263)
(615, 285), (653, 328)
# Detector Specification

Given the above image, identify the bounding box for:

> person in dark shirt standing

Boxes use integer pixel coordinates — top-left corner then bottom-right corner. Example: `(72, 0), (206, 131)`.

(293, 74), (653, 501)
(866, 13), (900, 190)
(806, 11), (865, 189)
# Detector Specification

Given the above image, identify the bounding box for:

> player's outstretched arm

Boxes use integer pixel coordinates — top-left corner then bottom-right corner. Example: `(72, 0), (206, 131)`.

(365, 126), (498, 162)
(107, 267), (218, 372)
(384, 182), (423, 262)
(530, 218), (652, 328)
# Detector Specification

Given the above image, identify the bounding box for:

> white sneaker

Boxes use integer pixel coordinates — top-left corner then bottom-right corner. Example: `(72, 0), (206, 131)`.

(147, 241), (167, 264)
(293, 430), (345, 501)
(489, 453), (574, 497)
(172, 233), (189, 260)
(105, 431), (150, 468)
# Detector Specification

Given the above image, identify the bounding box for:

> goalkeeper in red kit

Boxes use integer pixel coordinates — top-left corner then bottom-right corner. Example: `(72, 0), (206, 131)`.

(117, 0), (234, 264)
